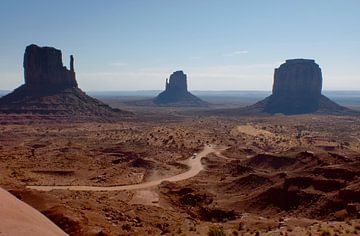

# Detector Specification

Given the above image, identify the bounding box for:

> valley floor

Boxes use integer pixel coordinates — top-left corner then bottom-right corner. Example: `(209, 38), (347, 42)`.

(1, 114), (360, 235)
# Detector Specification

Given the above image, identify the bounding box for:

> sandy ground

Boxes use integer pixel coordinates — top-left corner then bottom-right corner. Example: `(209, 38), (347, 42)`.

(26, 144), (218, 191)
(0, 187), (67, 236)
(1, 115), (360, 235)
(233, 124), (274, 137)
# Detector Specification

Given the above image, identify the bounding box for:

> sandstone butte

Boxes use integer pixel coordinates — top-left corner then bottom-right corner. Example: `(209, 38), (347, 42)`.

(0, 44), (131, 119)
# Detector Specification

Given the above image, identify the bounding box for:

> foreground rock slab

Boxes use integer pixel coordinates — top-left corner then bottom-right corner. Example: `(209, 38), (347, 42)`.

(0, 188), (67, 236)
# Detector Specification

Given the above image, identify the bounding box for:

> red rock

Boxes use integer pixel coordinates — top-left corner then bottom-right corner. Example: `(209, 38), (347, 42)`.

(24, 44), (77, 88)
(154, 71), (207, 107)
(0, 44), (131, 119)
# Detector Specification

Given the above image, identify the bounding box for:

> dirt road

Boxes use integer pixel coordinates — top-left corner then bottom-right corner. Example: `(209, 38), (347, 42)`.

(27, 145), (218, 192)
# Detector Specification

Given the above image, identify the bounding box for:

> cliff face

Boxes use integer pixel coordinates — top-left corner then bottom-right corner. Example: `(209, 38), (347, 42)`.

(264, 59), (325, 114)
(24, 44), (77, 88)
(154, 71), (207, 107)
(204, 59), (356, 116)
(0, 44), (130, 119)
(272, 59), (322, 98)
(165, 71), (187, 93)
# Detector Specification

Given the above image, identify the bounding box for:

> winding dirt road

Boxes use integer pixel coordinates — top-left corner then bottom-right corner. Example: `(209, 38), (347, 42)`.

(27, 144), (219, 192)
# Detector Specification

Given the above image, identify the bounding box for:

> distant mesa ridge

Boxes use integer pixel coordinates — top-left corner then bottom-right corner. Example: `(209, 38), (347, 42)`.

(205, 59), (357, 116)
(264, 58), (323, 114)
(250, 58), (356, 115)
(153, 70), (207, 107)
(0, 44), (130, 118)
(165, 70), (188, 92)
(273, 59), (322, 98)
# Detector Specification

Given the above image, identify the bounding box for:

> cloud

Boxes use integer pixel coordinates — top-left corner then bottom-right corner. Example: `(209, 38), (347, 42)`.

(223, 50), (249, 57)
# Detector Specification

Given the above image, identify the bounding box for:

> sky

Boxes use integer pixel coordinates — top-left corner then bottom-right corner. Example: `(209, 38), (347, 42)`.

(0, 0), (359, 91)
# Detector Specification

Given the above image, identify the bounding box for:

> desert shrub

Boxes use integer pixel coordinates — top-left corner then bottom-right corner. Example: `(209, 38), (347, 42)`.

(208, 225), (226, 236)
(319, 229), (331, 236)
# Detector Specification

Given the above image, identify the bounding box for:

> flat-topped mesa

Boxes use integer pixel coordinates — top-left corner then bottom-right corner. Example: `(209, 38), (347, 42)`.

(198, 59), (357, 116)
(272, 59), (322, 98)
(264, 59), (324, 114)
(153, 70), (207, 107)
(24, 44), (77, 88)
(285, 59), (315, 64)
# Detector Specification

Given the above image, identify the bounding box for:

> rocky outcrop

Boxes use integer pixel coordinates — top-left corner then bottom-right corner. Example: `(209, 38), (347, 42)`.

(202, 59), (356, 116)
(154, 71), (207, 107)
(24, 44), (77, 88)
(165, 70), (188, 92)
(251, 59), (354, 115)
(273, 59), (322, 98)
(264, 59), (324, 114)
(0, 44), (130, 119)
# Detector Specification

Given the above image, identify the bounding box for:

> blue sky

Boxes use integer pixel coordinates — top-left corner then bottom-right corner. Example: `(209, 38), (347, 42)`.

(0, 0), (359, 91)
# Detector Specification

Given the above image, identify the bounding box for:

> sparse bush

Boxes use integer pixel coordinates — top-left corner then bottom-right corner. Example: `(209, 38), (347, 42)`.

(319, 229), (331, 236)
(238, 222), (244, 231)
(189, 226), (196, 231)
(208, 225), (226, 236)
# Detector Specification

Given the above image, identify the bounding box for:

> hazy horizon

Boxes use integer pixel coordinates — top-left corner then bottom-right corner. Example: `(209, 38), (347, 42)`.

(0, 0), (359, 91)
(3, 89), (360, 96)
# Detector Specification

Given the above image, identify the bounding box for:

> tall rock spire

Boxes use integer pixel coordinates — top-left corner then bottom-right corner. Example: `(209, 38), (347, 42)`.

(70, 55), (75, 72)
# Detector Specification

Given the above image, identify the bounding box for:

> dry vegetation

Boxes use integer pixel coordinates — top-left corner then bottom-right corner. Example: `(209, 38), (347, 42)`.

(1, 109), (360, 235)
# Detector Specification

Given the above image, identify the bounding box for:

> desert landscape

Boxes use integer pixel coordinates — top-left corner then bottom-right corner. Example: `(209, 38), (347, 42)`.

(1, 1), (360, 235)
(1, 110), (360, 235)
(1, 48), (360, 235)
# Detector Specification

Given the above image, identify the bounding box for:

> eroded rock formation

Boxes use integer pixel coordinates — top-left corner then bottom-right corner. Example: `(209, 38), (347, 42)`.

(23, 44), (77, 88)
(0, 44), (130, 119)
(247, 58), (356, 115)
(154, 71), (207, 107)
(272, 59), (322, 98)
(264, 59), (324, 114)
(165, 70), (188, 93)
(203, 59), (356, 116)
